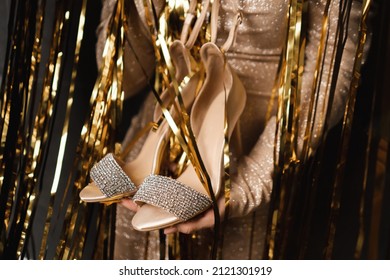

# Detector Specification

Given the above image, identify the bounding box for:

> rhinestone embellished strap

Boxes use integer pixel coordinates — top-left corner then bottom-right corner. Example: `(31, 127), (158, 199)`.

(90, 153), (137, 197)
(133, 174), (213, 221)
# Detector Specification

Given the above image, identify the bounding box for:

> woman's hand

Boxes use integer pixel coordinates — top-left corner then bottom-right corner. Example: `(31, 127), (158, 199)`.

(163, 195), (226, 234)
(120, 194), (226, 235)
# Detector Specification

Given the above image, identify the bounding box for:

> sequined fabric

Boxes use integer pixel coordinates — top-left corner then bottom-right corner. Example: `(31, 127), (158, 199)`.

(97, 0), (366, 259)
(133, 174), (213, 221)
(90, 153), (137, 197)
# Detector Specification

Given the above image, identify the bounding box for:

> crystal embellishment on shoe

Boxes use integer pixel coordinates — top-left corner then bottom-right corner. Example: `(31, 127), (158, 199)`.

(133, 174), (212, 221)
(89, 153), (137, 198)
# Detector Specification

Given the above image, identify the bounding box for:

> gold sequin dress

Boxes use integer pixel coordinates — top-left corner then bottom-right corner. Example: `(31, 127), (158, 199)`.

(96, 0), (367, 259)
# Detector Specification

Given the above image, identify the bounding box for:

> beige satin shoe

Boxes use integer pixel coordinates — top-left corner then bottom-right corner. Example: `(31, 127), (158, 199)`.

(79, 43), (197, 204)
(131, 17), (246, 230)
(79, 0), (209, 204)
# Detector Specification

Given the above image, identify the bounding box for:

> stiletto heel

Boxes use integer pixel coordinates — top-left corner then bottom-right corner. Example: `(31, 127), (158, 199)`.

(131, 12), (246, 231)
(79, 1), (209, 204)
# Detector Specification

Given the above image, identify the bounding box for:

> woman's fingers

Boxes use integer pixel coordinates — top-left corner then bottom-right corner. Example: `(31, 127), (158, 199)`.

(120, 198), (139, 212)
(164, 196), (226, 235)
(122, 195), (226, 234)
(163, 215), (208, 235)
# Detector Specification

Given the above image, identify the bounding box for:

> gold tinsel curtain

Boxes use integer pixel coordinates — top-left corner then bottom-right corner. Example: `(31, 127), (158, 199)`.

(0, 0), (118, 259)
(264, 0), (390, 259)
(0, 0), (389, 260)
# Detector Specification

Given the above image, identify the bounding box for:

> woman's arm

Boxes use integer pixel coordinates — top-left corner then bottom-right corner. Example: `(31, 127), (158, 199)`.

(228, 0), (368, 219)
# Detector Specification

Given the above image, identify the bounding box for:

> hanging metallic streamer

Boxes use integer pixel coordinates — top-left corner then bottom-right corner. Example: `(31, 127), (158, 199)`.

(300, 0), (332, 162)
(1, 0), (381, 260)
(350, 0), (374, 258)
(53, 0), (124, 259)
(265, 0), (306, 260)
(297, 0), (334, 258)
(364, 0), (390, 259)
(324, 0), (371, 259)
(349, 0), (372, 258)
(0, 0), (47, 259)
(265, 0), (373, 259)
(293, 0), (353, 259)
(31, 0), (85, 260)
(0, 0), (119, 259)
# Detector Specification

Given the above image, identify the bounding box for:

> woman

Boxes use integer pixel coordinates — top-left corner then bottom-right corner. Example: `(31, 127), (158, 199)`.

(94, 0), (369, 259)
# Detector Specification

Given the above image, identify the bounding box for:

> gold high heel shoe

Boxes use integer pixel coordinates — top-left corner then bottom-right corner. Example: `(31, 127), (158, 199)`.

(79, 2), (209, 204)
(131, 13), (245, 231)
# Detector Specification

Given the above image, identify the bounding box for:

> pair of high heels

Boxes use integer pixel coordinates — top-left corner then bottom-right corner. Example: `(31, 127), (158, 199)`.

(79, 39), (197, 204)
(80, 0), (207, 204)
(80, 5), (246, 232)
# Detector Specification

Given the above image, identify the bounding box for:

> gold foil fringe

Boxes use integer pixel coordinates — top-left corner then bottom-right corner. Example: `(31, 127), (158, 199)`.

(326, 0), (371, 259)
(56, 0), (125, 259)
(0, 0), (119, 259)
(266, 0), (306, 260)
(265, 0), (374, 259)
(1, 0), (382, 260)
